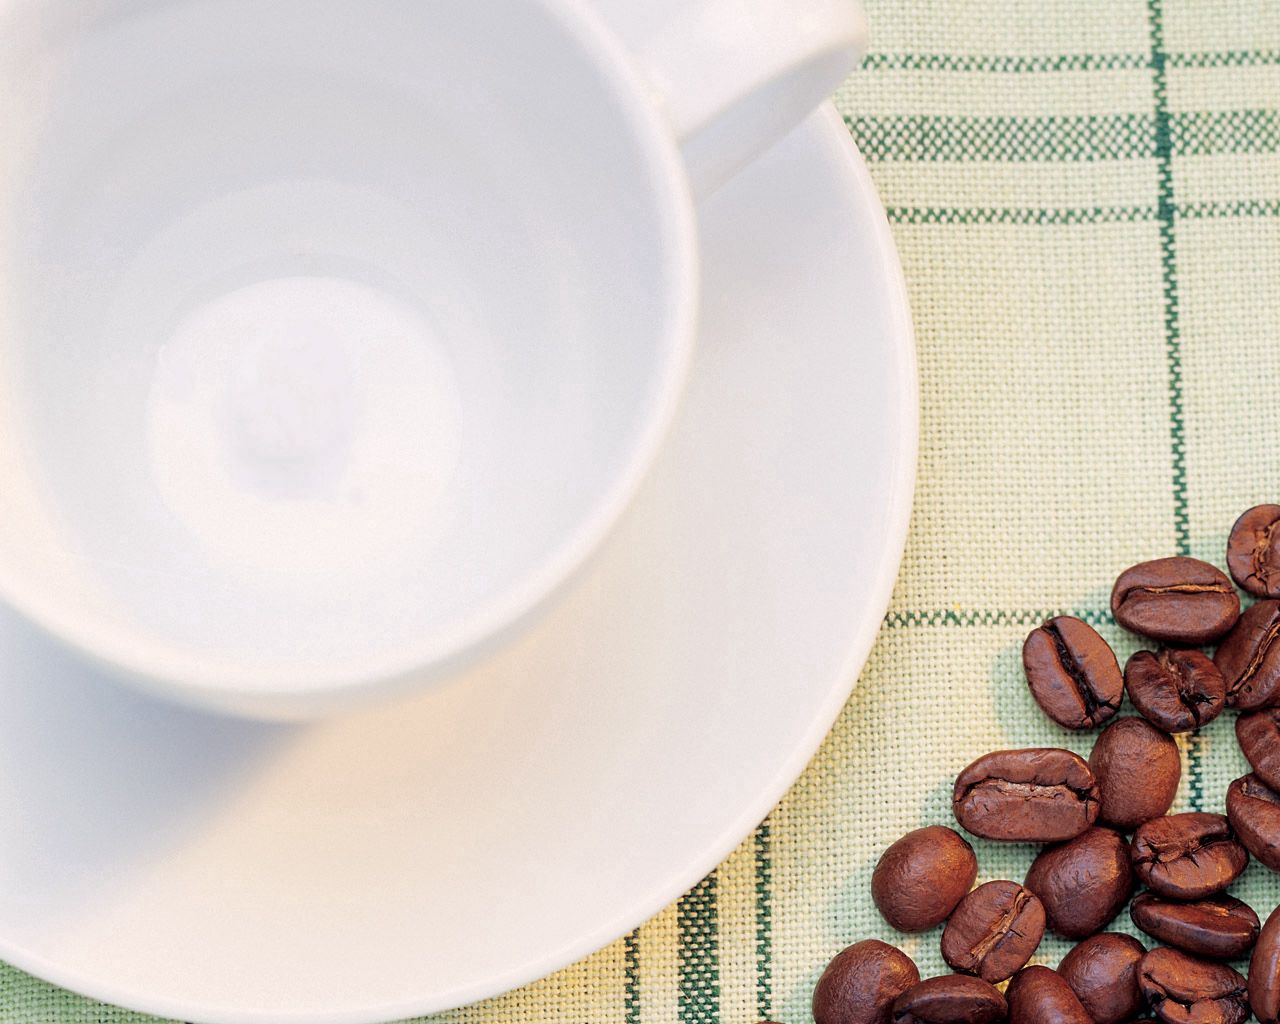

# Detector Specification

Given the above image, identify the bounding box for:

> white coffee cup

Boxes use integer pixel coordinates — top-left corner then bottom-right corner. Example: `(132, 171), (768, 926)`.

(0, 0), (864, 718)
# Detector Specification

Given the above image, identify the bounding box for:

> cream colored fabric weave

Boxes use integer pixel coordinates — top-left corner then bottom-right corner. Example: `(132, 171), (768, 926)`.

(4, 0), (1280, 1020)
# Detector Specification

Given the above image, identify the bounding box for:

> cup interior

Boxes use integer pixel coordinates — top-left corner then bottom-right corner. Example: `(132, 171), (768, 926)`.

(0, 0), (693, 703)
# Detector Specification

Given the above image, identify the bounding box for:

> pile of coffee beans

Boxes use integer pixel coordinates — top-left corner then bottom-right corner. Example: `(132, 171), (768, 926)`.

(759, 505), (1280, 1024)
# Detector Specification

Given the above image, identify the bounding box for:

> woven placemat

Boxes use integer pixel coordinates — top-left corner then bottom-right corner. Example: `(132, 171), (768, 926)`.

(4, 0), (1279, 1020)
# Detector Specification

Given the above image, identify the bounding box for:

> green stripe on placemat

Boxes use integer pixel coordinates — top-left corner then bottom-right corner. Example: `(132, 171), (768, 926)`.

(677, 875), (719, 1024)
(884, 202), (1280, 225)
(858, 49), (1280, 72)
(859, 52), (1150, 73)
(884, 205), (1157, 226)
(1147, 0), (1204, 815)
(754, 823), (772, 1022)
(1176, 199), (1280, 218)
(845, 113), (1156, 162)
(1146, 0), (1191, 570)
(884, 608), (1115, 629)
(1168, 48), (1280, 68)
(1174, 110), (1280, 156)
(846, 110), (1278, 163)
(624, 930), (640, 1024)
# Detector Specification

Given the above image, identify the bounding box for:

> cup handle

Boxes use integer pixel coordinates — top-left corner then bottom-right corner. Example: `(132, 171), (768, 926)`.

(591, 0), (866, 199)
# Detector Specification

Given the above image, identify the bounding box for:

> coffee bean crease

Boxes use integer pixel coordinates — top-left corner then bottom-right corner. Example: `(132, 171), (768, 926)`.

(1235, 622), (1280, 693)
(1217, 600), (1280, 709)
(1228, 505), (1280, 597)
(1047, 620), (1117, 720)
(1112, 558), (1240, 645)
(1137, 947), (1248, 1024)
(1247, 518), (1280, 589)
(966, 887), (1032, 963)
(1131, 814), (1248, 900)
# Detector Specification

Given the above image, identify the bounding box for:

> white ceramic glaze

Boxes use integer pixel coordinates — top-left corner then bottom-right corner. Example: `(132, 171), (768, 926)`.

(0, 0), (863, 714)
(593, 0), (866, 196)
(0, 106), (917, 1023)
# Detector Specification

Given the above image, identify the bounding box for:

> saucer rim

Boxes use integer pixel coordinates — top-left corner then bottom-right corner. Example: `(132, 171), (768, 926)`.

(0, 102), (919, 1024)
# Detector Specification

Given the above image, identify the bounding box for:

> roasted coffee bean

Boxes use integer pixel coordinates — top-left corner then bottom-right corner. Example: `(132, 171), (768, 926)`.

(1130, 893), (1259, 961)
(1225, 773), (1280, 872)
(1006, 965), (1091, 1024)
(1216, 599), (1280, 709)
(1058, 933), (1146, 1024)
(813, 939), (921, 1024)
(1130, 813), (1248, 900)
(1250, 903), (1280, 1024)
(1111, 557), (1240, 645)
(952, 748), (1099, 842)
(1023, 617), (1123, 729)
(1025, 826), (1132, 938)
(941, 880), (1045, 984)
(1124, 649), (1226, 733)
(872, 827), (978, 933)
(1227, 504), (1280, 597)
(1088, 718), (1181, 830)
(890, 975), (1008, 1024)
(1137, 947), (1249, 1024)
(1029, 830), (1131, 932)
(1236, 707), (1280, 790)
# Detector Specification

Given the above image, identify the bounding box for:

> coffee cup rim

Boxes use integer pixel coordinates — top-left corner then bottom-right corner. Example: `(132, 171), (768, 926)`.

(0, 0), (701, 714)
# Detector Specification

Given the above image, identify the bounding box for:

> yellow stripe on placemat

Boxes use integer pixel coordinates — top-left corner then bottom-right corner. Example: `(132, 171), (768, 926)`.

(858, 0), (1151, 56)
(636, 903), (680, 1024)
(713, 837), (763, 1024)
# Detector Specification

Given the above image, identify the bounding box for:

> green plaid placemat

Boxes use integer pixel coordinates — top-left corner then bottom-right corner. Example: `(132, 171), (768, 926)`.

(5, 0), (1280, 1020)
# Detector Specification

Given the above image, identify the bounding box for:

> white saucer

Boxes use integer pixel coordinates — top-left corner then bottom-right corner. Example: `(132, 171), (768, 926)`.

(0, 104), (916, 1024)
